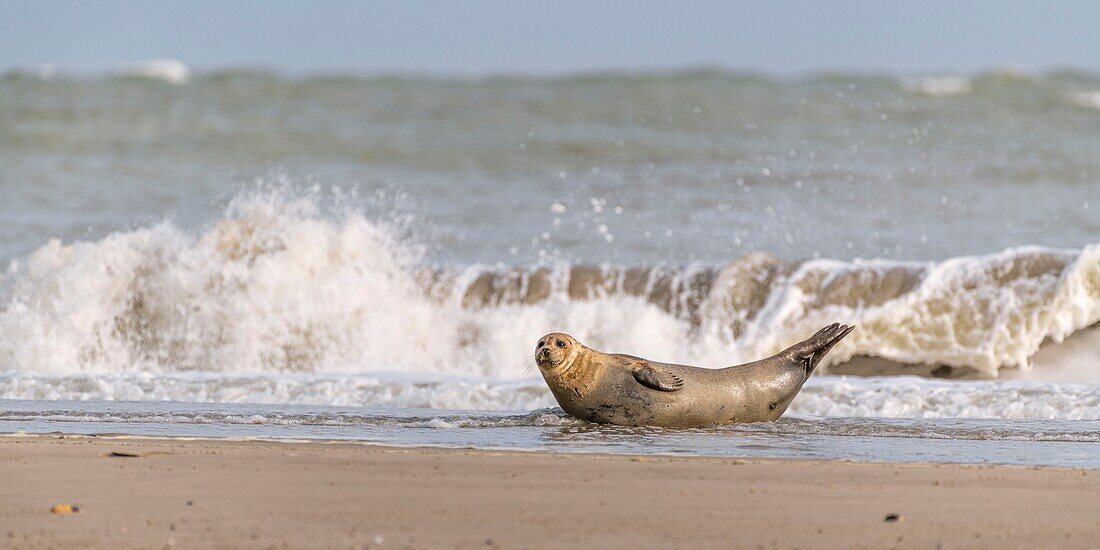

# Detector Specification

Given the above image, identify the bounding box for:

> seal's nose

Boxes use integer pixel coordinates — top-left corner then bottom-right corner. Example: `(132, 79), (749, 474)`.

(539, 348), (550, 358)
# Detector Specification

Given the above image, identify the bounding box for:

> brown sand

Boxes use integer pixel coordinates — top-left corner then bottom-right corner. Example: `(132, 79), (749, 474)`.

(1, 435), (1097, 549)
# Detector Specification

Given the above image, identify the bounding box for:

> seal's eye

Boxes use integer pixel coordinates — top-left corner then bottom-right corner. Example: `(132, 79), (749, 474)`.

(556, 340), (566, 348)
(536, 341), (544, 350)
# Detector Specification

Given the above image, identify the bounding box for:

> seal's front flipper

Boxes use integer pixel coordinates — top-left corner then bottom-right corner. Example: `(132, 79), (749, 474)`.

(782, 323), (855, 374)
(631, 364), (684, 392)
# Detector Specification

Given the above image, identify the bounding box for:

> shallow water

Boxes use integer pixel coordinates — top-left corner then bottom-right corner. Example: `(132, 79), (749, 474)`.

(3, 374), (1100, 468)
(4, 399), (1099, 468)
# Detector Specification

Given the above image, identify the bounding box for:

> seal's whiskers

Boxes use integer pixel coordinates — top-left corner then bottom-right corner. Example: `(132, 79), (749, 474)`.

(521, 354), (538, 375)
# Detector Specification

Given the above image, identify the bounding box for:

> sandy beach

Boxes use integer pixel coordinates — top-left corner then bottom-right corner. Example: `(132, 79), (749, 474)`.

(0, 435), (1096, 549)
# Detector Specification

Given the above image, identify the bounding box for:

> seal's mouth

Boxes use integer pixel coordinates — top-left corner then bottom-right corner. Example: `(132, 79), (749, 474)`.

(536, 350), (565, 369)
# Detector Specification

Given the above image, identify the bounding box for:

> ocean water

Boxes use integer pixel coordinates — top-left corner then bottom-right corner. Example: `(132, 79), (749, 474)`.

(2, 64), (1100, 465)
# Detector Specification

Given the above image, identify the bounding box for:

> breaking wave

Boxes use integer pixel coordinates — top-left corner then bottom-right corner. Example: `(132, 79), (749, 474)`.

(1, 190), (1098, 389)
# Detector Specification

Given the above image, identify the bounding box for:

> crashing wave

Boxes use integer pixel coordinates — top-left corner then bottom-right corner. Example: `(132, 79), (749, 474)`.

(2, 192), (1098, 380)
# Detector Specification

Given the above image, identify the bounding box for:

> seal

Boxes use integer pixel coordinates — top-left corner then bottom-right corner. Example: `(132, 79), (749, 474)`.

(534, 323), (854, 427)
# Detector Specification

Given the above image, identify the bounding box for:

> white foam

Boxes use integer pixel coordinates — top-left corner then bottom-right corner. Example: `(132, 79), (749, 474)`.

(35, 64), (56, 81)
(1071, 91), (1100, 110)
(1, 372), (1097, 421)
(791, 377), (1100, 420)
(901, 76), (971, 96)
(113, 59), (191, 84)
(0, 372), (553, 410)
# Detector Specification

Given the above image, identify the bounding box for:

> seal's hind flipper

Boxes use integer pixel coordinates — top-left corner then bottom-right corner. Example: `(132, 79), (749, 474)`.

(631, 363), (684, 392)
(783, 323), (855, 374)
(810, 324), (855, 370)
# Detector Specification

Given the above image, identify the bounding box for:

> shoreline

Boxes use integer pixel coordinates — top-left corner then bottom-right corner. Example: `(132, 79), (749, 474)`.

(2, 435), (1098, 548)
(4, 431), (1099, 472)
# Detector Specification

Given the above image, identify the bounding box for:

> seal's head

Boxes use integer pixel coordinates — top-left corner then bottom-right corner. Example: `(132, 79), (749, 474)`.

(535, 333), (582, 371)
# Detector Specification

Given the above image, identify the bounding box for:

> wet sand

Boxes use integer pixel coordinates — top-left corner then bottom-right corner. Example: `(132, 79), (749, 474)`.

(1, 435), (1098, 549)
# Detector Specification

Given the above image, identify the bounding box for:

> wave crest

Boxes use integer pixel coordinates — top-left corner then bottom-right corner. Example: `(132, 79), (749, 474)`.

(112, 59), (191, 84)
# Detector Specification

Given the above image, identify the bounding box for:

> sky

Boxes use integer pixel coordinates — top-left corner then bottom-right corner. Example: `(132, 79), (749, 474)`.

(3, 0), (1100, 76)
